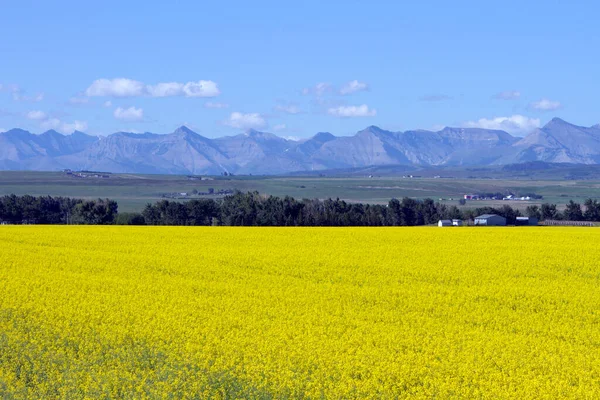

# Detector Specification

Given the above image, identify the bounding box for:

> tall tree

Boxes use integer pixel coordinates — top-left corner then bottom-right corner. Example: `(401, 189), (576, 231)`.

(564, 200), (583, 221)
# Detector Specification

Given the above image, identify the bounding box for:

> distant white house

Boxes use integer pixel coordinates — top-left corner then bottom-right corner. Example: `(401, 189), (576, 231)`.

(438, 219), (452, 227)
(452, 219), (463, 226)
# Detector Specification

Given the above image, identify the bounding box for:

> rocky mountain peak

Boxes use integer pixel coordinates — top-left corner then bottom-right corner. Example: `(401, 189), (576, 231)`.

(311, 132), (336, 142)
(2, 117), (600, 174)
(40, 129), (63, 137)
(172, 125), (198, 137)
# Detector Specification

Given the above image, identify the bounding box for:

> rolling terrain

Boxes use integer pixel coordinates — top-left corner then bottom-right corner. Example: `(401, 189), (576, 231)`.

(1, 169), (599, 212)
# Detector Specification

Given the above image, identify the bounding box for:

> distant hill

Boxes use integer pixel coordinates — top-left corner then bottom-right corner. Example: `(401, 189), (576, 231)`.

(2, 118), (600, 175)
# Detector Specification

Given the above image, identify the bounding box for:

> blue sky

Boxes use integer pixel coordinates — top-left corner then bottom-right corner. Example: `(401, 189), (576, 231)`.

(0, 0), (598, 138)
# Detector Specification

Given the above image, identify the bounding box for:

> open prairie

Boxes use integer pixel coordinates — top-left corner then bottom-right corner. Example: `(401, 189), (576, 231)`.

(1, 226), (599, 398)
(1, 171), (600, 212)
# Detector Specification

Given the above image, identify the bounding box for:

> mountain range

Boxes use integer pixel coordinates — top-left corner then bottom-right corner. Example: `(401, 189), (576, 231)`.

(2, 118), (600, 175)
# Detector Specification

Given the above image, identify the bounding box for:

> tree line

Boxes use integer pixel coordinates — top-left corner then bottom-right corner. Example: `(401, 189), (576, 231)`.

(1, 192), (600, 226)
(0, 194), (117, 225)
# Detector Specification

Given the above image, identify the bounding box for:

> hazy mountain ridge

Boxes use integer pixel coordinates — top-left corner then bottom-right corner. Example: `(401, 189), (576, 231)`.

(2, 117), (600, 174)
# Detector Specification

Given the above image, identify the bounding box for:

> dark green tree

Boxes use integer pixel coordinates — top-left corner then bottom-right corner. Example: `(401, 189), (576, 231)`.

(564, 200), (583, 221)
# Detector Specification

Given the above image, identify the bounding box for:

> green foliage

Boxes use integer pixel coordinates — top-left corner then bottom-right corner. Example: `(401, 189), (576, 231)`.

(115, 213), (146, 225)
(71, 199), (118, 225)
(525, 205), (542, 220)
(563, 200), (584, 221)
(5, 191), (600, 226)
(583, 199), (600, 221)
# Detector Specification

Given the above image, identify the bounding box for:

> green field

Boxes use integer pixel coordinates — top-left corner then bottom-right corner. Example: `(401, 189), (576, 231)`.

(1, 171), (599, 212)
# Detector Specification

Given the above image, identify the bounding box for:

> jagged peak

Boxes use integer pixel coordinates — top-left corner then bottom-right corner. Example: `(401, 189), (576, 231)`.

(40, 129), (64, 137)
(173, 125), (198, 136)
(543, 117), (574, 129)
(356, 125), (394, 137)
(71, 130), (94, 138)
(311, 131), (336, 142)
(245, 129), (284, 141)
(363, 125), (388, 133)
(2, 128), (32, 136)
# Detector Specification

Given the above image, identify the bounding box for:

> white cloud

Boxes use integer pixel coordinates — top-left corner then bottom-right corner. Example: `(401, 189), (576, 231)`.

(274, 104), (303, 114)
(181, 81), (220, 97)
(146, 82), (184, 97)
(493, 90), (521, 100)
(26, 110), (48, 120)
(530, 98), (562, 111)
(103, 100), (113, 108)
(86, 78), (146, 97)
(302, 82), (333, 96)
(7, 85), (44, 102)
(40, 118), (88, 134)
(114, 106), (144, 122)
(327, 104), (377, 118)
(273, 124), (287, 132)
(204, 101), (229, 109)
(339, 80), (369, 95)
(462, 114), (540, 136)
(85, 78), (220, 98)
(225, 112), (266, 130)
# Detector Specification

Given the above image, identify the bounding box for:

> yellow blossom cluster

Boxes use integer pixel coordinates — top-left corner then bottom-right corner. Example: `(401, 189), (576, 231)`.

(0, 226), (599, 398)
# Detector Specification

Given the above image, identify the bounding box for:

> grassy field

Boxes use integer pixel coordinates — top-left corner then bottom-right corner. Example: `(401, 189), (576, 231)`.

(1, 226), (599, 398)
(1, 171), (600, 212)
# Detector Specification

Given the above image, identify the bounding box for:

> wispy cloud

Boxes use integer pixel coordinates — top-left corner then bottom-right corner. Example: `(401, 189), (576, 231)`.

(85, 78), (220, 98)
(2, 84), (44, 102)
(103, 101), (113, 108)
(224, 112), (267, 130)
(26, 110), (48, 120)
(273, 123), (287, 132)
(274, 103), (303, 114)
(529, 98), (562, 111)
(339, 80), (369, 95)
(303, 80), (369, 96)
(327, 104), (376, 118)
(462, 114), (540, 136)
(114, 106), (144, 122)
(493, 90), (521, 100)
(40, 118), (88, 134)
(68, 96), (90, 105)
(419, 94), (452, 102)
(302, 82), (333, 96)
(204, 101), (229, 109)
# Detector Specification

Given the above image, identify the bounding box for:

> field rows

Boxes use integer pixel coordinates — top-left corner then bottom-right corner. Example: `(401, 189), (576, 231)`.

(1, 227), (599, 398)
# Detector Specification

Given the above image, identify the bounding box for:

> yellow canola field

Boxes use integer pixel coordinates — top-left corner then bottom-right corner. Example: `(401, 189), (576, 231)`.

(0, 226), (599, 398)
